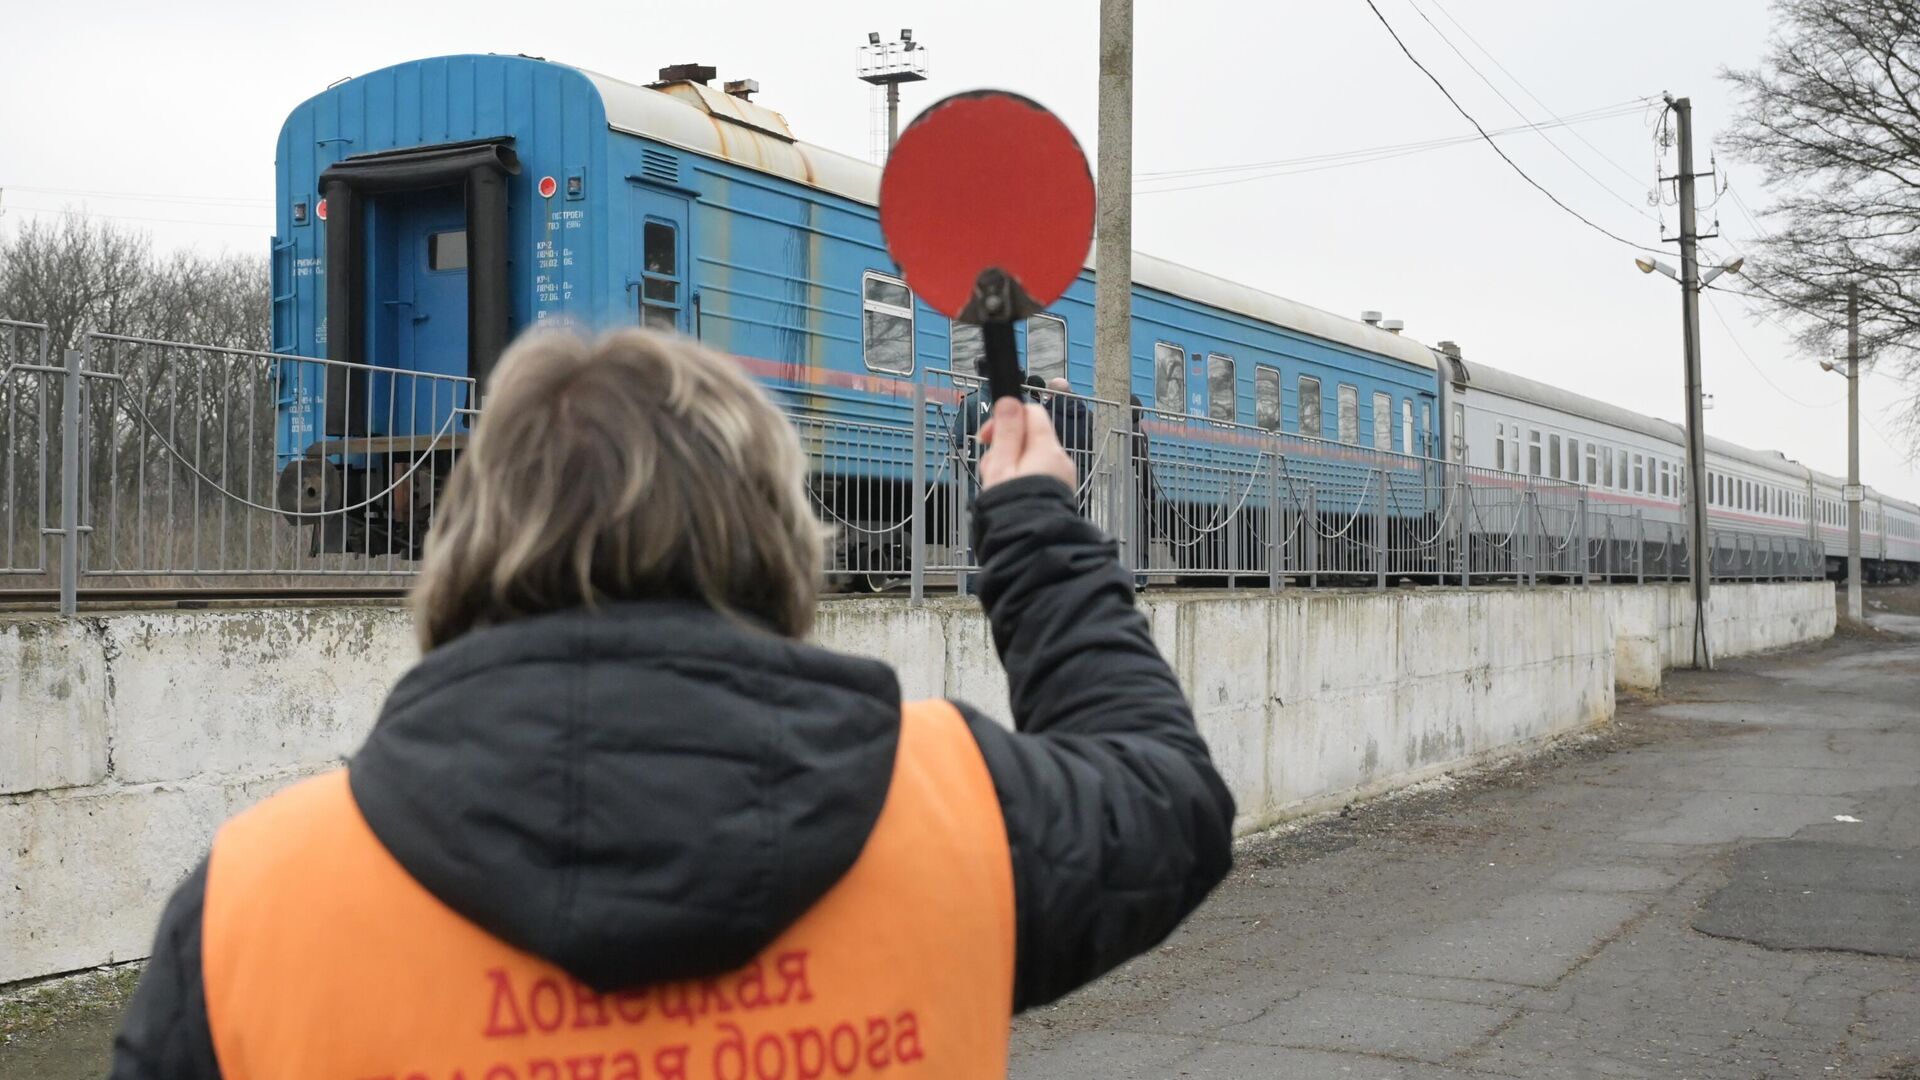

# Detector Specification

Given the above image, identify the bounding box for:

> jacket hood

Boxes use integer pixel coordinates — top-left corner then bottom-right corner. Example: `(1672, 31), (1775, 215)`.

(348, 601), (901, 992)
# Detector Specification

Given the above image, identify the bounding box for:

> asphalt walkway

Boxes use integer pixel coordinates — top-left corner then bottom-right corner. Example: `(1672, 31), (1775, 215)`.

(1010, 607), (1920, 1079)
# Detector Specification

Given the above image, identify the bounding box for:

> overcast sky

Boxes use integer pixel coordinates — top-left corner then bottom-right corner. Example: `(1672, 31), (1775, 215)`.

(4, 0), (1915, 496)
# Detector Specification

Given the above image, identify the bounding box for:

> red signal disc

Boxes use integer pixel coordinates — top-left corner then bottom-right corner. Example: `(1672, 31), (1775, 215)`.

(538, 175), (558, 199)
(315, 197), (328, 222)
(879, 92), (1095, 319)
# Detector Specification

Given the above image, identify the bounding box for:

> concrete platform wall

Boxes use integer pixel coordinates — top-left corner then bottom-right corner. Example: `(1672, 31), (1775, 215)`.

(0, 581), (1833, 984)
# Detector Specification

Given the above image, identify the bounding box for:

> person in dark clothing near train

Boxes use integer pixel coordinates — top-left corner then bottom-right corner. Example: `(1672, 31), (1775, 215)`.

(1044, 377), (1093, 512)
(1130, 393), (1154, 589)
(111, 327), (1234, 1080)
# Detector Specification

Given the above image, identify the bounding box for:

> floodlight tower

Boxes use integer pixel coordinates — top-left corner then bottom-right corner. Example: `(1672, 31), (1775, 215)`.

(858, 29), (929, 157)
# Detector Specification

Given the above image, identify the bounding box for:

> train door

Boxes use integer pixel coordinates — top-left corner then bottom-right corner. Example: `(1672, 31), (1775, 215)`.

(370, 191), (468, 388)
(369, 188), (470, 433)
(630, 187), (690, 334)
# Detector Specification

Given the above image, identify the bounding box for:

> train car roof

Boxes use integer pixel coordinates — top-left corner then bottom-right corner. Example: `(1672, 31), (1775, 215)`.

(1460, 359), (1835, 483)
(576, 63), (1438, 372)
(1454, 361), (1684, 446)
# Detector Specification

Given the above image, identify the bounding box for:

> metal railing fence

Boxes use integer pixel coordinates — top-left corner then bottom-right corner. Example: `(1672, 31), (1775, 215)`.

(1, 320), (56, 577)
(1, 328), (1826, 611)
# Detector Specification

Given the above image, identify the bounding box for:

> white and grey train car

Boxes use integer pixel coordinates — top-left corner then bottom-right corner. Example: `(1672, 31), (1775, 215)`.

(1806, 466), (1920, 579)
(1434, 346), (1919, 582)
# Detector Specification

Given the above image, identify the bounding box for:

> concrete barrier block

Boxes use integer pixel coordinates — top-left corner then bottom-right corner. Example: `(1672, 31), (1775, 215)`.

(0, 769), (320, 983)
(104, 609), (413, 786)
(1397, 673), (1475, 771)
(812, 599), (948, 703)
(1269, 686), (1399, 810)
(1184, 598), (1271, 713)
(1197, 702), (1269, 831)
(1397, 592), (1476, 679)
(0, 617), (110, 795)
(1299, 593), (1399, 694)
(940, 608), (1010, 727)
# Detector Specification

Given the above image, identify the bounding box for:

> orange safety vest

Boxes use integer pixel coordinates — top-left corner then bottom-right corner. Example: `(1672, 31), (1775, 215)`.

(202, 700), (1016, 1080)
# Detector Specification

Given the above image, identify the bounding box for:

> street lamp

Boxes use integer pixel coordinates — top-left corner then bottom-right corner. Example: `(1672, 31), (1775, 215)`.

(1817, 310), (1865, 623)
(1633, 251), (1743, 669)
(857, 29), (929, 157)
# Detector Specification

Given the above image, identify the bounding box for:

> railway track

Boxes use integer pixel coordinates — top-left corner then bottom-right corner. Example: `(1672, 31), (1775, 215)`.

(0, 586), (414, 611)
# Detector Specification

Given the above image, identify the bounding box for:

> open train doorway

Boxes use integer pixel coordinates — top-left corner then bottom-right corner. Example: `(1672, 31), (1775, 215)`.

(276, 138), (517, 557)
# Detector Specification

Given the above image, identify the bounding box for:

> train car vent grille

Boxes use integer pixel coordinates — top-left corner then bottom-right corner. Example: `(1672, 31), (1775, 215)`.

(641, 149), (680, 186)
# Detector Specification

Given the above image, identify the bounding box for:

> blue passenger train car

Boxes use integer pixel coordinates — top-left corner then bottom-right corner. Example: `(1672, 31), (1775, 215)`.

(269, 53), (1445, 564)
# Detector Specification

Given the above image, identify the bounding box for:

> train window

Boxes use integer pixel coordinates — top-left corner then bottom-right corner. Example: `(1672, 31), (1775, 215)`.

(1209, 355), (1237, 422)
(1373, 392), (1392, 448)
(1495, 423), (1506, 470)
(1421, 403), (1432, 456)
(1451, 404), (1465, 462)
(1633, 454), (1644, 493)
(1298, 375), (1322, 436)
(1338, 384), (1359, 444)
(1402, 400), (1414, 454)
(1255, 366), (1281, 431)
(1528, 430), (1542, 476)
(1155, 343), (1186, 412)
(1549, 435), (1561, 479)
(950, 322), (983, 370)
(1585, 445), (1598, 485)
(1567, 438), (1579, 479)
(861, 273), (915, 375)
(1661, 464), (1672, 498)
(1027, 314), (1068, 383)
(427, 230), (468, 271)
(640, 221), (681, 330)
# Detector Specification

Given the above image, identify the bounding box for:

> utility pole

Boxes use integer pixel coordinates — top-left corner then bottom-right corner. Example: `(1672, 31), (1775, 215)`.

(1093, 0), (1133, 406)
(1846, 282), (1863, 622)
(1668, 94), (1712, 670)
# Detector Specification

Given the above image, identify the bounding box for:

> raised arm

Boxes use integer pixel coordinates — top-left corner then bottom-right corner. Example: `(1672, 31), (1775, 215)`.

(951, 400), (1235, 1010)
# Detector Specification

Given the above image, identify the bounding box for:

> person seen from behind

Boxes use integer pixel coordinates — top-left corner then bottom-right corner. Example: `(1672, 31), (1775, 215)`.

(111, 327), (1235, 1079)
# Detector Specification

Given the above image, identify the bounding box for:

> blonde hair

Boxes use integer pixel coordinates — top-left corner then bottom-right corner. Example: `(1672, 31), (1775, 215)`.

(412, 327), (822, 650)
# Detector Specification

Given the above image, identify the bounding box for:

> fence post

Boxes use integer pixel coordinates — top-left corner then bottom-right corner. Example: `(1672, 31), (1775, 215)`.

(57, 347), (82, 615)
(1123, 408), (1141, 585)
(1456, 472), (1472, 587)
(1304, 485), (1319, 588)
(1267, 451), (1282, 593)
(1577, 487), (1590, 585)
(910, 383), (926, 605)
(1634, 510), (1645, 585)
(1374, 468), (1388, 589)
(1522, 488), (1537, 586)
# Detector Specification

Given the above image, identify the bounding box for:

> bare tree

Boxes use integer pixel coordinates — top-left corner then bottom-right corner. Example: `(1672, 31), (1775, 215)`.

(1722, 0), (1920, 445)
(1, 213), (273, 580)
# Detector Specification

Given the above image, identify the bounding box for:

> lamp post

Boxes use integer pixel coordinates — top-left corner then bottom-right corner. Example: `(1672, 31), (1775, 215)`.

(1635, 251), (1743, 669)
(1817, 282), (1863, 621)
(857, 30), (928, 157)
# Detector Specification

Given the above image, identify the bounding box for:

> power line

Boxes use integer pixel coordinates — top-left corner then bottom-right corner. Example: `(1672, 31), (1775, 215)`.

(1399, 0), (1657, 223)
(1423, 0), (1651, 191)
(1704, 290), (1911, 456)
(1357, 0), (1665, 255)
(1134, 104), (1648, 195)
(1134, 99), (1645, 182)
(1702, 292), (1843, 408)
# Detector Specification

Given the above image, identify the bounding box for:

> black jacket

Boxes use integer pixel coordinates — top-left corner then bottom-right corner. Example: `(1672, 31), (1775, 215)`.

(110, 477), (1235, 1078)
